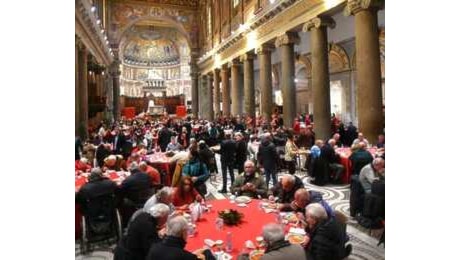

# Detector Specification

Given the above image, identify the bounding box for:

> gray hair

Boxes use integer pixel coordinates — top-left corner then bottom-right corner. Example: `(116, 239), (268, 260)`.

(139, 161), (148, 168)
(166, 215), (188, 237)
(305, 203), (328, 221)
(262, 223), (285, 244)
(129, 162), (139, 172)
(373, 157), (385, 167)
(157, 186), (174, 201)
(146, 203), (170, 218)
(328, 139), (336, 146)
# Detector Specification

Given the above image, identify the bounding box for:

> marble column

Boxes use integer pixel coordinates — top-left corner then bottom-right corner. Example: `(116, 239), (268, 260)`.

(240, 52), (256, 119)
(207, 73), (215, 120)
(275, 32), (300, 128)
(77, 42), (88, 139)
(75, 37), (80, 135)
(230, 59), (243, 116)
(110, 60), (121, 121)
(213, 68), (221, 117)
(190, 50), (200, 118)
(220, 64), (231, 117)
(256, 43), (275, 121)
(191, 71), (199, 118)
(345, 0), (384, 142)
(304, 17), (335, 140)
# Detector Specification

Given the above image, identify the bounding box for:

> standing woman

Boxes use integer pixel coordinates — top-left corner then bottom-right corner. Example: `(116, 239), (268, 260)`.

(284, 130), (299, 175)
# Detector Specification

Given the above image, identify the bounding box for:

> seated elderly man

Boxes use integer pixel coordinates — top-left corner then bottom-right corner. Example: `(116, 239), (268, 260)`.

(146, 215), (200, 260)
(231, 160), (267, 198)
(75, 168), (117, 211)
(320, 139), (344, 183)
(114, 203), (170, 260)
(143, 186), (175, 213)
(352, 132), (369, 147)
(139, 161), (161, 186)
(256, 223), (306, 260)
(303, 203), (350, 260)
(349, 142), (374, 176)
(166, 136), (183, 152)
(359, 157), (385, 194)
(281, 188), (335, 218)
(268, 174), (304, 210)
(119, 162), (153, 207)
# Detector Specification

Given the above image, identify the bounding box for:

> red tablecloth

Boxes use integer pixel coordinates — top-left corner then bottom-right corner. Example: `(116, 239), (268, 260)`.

(335, 147), (378, 184)
(185, 199), (280, 258)
(147, 153), (173, 186)
(122, 107), (136, 119)
(75, 171), (124, 239)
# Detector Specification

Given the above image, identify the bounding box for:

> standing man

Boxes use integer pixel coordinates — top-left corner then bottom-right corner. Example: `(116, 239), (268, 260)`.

(219, 131), (237, 193)
(258, 133), (278, 187)
(234, 132), (248, 174)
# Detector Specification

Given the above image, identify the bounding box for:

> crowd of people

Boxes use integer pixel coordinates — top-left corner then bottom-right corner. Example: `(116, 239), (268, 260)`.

(75, 111), (385, 260)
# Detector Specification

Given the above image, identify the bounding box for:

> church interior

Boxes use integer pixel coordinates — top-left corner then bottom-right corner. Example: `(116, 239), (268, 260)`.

(75, 0), (385, 259)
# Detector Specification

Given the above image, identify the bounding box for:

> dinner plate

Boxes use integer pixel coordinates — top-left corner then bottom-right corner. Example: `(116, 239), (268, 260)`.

(235, 196), (252, 204)
(286, 233), (306, 244)
(249, 250), (264, 260)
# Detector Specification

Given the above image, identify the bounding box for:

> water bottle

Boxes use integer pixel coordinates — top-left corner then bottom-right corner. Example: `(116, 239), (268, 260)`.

(215, 217), (224, 231)
(225, 231), (233, 253)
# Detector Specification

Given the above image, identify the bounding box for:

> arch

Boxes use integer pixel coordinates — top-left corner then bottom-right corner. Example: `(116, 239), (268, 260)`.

(114, 15), (194, 51)
(296, 53), (312, 78)
(329, 43), (351, 74)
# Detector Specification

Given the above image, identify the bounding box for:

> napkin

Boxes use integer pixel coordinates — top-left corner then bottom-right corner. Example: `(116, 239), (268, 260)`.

(204, 239), (215, 247)
(264, 208), (277, 214)
(288, 227), (306, 235)
(237, 203), (248, 207)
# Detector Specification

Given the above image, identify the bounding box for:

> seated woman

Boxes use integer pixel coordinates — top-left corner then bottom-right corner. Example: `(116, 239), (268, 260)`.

(171, 176), (203, 210)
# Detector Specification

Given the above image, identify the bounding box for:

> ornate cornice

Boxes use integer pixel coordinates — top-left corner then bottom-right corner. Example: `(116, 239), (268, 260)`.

(76, 0), (113, 65)
(256, 43), (275, 55)
(344, 0), (384, 16)
(275, 32), (300, 47)
(303, 16), (336, 32)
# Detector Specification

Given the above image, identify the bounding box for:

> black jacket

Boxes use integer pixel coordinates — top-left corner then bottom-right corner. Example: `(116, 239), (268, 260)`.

(158, 128), (172, 152)
(146, 235), (198, 260)
(76, 178), (117, 215)
(258, 139), (278, 170)
(235, 139), (247, 163)
(270, 175), (304, 206)
(95, 144), (111, 168)
(220, 139), (236, 163)
(320, 144), (339, 164)
(114, 212), (161, 260)
(306, 217), (347, 260)
(118, 171), (153, 206)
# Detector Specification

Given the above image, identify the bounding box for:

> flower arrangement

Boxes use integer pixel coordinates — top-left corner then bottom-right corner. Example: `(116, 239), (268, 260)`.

(218, 209), (244, 226)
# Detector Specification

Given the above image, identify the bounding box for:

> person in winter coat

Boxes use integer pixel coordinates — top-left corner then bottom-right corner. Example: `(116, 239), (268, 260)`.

(268, 174), (304, 210)
(259, 224), (306, 260)
(257, 133), (278, 187)
(280, 188), (335, 219)
(303, 203), (350, 260)
(146, 215), (201, 260)
(182, 150), (210, 197)
(113, 203), (170, 260)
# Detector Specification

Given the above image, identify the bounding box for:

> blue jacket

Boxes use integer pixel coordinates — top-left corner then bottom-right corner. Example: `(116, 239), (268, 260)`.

(182, 158), (210, 184)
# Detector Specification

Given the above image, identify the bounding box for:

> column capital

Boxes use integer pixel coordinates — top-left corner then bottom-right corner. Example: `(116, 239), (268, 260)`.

(190, 71), (200, 78)
(109, 60), (121, 77)
(220, 63), (229, 72)
(275, 32), (300, 48)
(213, 68), (221, 73)
(256, 43), (275, 55)
(344, 0), (384, 16)
(228, 58), (242, 67)
(303, 16), (336, 32)
(239, 52), (256, 62)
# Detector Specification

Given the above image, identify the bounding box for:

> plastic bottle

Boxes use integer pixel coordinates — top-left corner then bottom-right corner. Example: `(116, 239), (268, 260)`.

(215, 217), (224, 231)
(225, 231), (233, 253)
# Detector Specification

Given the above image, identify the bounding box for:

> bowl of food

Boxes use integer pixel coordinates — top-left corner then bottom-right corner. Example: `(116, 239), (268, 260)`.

(235, 196), (252, 204)
(287, 233), (306, 244)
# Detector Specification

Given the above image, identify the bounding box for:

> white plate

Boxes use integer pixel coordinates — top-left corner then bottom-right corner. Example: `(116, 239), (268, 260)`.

(235, 196), (252, 204)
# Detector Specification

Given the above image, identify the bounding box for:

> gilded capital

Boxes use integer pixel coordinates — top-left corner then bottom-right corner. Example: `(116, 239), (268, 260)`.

(303, 17), (336, 32)
(275, 32), (300, 48)
(344, 0), (384, 16)
(240, 52), (256, 62)
(256, 43), (275, 55)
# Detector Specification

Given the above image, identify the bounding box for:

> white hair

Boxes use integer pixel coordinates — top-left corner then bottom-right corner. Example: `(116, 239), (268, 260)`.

(166, 215), (188, 237)
(262, 223), (285, 244)
(328, 139), (336, 145)
(157, 187), (174, 201)
(244, 160), (255, 167)
(129, 162), (139, 172)
(80, 157), (88, 164)
(146, 203), (170, 218)
(107, 155), (117, 161)
(305, 203), (328, 221)
(373, 157), (385, 167)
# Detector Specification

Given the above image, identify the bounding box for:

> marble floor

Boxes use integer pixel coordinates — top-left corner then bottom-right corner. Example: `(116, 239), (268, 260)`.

(76, 154), (385, 259)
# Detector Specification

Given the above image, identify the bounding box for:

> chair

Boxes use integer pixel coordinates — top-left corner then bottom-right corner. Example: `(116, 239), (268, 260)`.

(79, 193), (123, 254)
